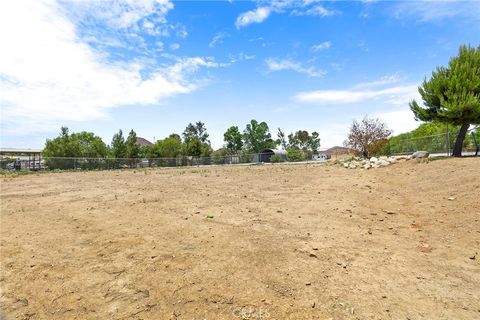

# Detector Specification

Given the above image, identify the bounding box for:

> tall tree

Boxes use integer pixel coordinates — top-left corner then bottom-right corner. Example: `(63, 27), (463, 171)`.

(223, 126), (243, 154)
(288, 130), (310, 150)
(307, 131), (321, 153)
(183, 121), (210, 144)
(125, 129), (140, 158)
(344, 116), (392, 158)
(243, 119), (276, 153)
(182, 122), (211, 157)
(410, 45), (480, 156)
(111, 129), (126, 158)
(287, 130), (320, 152)
(276, 128), (288, 150)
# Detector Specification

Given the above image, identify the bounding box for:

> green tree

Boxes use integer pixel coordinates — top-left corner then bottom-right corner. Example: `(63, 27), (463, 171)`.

(287, 130), (320, 152)
(410, 45), (480, 157)
(223, 126), (243, 154)
(125, 129), (140, 158)
(243, 119), (276, 153)
(182, 122), (211, 157)
(308, 131), (321, 153)
(111, 129), (126, 158)
(150, 134), (183, 158)
(74, 132), (108, 158)
(43, 127), (107, 169)
(288, 130), (309, 150)
(183, 121), (210, 144)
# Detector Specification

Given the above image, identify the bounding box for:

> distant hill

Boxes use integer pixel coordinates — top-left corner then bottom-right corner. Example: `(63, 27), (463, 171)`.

(324, 146), (351, 156)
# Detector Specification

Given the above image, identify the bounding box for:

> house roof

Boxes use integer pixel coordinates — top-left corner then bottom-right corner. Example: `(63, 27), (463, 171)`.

(136, 137), (153, 146)
(0, 148), (43, 154)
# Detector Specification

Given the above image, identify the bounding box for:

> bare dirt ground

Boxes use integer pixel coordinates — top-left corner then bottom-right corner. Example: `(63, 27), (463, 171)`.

(1, 158), (479, 320)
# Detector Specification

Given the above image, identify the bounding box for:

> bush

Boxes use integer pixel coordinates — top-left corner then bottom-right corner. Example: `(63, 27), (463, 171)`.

(270, 155), (286, 163)
(287, 148), (305, 162)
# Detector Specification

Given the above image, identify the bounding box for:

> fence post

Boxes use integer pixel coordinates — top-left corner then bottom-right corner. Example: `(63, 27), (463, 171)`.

(446, 124), (451, 156)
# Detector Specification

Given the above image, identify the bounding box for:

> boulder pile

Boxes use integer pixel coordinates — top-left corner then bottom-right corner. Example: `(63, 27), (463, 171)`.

(340, 151), (429, 169)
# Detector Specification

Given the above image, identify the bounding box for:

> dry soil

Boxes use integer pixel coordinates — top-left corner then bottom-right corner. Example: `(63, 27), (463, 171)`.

(1, 158), (479, 319)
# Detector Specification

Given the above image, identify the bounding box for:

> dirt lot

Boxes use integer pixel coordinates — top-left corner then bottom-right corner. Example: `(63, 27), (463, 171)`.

(1, 158), (479, 319)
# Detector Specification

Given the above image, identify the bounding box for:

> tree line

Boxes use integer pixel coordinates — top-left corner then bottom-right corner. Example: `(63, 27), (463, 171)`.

(43, 120), (321, 161)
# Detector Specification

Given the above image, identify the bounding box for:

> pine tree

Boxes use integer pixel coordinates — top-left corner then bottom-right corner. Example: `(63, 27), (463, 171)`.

(410, 45), (480, 156)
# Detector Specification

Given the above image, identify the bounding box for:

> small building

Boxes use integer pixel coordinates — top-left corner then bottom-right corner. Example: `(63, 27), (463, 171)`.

(254, 149), (288, 163)
(0, 148), (43, 170)
(312, 154), (329, 161)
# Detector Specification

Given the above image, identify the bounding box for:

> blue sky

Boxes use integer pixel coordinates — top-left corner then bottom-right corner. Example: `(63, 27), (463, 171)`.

(1, 0), (479, 149)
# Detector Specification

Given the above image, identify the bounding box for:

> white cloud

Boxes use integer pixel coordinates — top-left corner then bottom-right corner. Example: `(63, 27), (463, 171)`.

(156, 41), (164, 51)
(170, 43), (180, 50)
(311, 41), (331, 51)
(235, 2), (337, 28)
(265, 58), (326, 77)
(294, 76), (419, 105)
(228, 53), (256, 63)
(209, 32), (229, 48)
(0, 1), (220, 135)
(235, 7), (271, 28)
(292, 76), (423, 139)
(294, 85), (419, 105)
(352, 74), (405, 89)
(392, 0), (480, 22)
(291, 5), (337, 17)
(71, 0), (174, 30)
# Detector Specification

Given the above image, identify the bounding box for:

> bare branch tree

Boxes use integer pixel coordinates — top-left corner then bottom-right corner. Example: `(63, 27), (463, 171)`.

(344, 116), (392, 158)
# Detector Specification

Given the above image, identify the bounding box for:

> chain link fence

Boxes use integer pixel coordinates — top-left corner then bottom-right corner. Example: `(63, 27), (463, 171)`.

(383, 127), (479, 156)
(2, 152), (295, 171)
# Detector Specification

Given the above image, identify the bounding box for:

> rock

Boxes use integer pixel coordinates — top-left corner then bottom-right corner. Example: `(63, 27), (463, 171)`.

(379, 156), (388, 161)
(376, 160), (390, 167)
(369, 157), (378, 162)
(136, 289), (150, 298)
(343, 162), (349, 168)
(382, 209), (396, 214)
(363, 163), (371, 169)
(412, 151), (429, 159)
(348, 163), (357, 169)
(387, 157), (397, 164)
